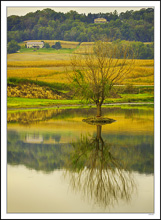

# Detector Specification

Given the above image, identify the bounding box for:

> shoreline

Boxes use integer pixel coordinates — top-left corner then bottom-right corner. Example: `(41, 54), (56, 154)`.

(7, 102), (154, 111)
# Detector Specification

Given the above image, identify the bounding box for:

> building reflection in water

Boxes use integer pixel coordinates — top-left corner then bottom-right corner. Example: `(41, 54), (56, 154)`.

(64, 122), (136, 208)
(24, 134), (44, 144)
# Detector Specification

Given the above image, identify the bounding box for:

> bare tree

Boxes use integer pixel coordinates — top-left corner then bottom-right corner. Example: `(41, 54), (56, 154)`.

(68, 41), (134, 117)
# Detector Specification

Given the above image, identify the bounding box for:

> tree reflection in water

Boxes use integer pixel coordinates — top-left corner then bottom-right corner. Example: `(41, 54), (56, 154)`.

(64, 123), (136, 208)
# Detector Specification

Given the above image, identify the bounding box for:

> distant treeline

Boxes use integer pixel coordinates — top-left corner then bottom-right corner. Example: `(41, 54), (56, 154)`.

(7, 8), (154, 43)
(111, 40), (154, 59)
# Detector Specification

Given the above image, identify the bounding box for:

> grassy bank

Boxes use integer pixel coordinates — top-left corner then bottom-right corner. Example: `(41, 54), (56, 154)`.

(7, 97), (84, 108)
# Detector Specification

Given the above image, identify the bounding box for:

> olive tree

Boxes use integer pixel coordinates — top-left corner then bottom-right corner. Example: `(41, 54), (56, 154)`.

(68, 41), (134, 117)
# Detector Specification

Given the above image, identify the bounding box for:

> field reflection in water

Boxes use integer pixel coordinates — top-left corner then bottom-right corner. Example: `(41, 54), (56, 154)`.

(7, 106), (154, 213)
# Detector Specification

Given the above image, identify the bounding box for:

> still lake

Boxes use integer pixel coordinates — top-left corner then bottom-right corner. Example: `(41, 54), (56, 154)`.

(7, 106), (154, 213)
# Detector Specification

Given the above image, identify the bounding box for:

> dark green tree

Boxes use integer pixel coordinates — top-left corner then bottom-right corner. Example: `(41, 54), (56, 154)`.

(44, 42), (50, 48)
(55, 41), (62, 50)
(7, 40), (21, 54)
(7, 7), (154, 48)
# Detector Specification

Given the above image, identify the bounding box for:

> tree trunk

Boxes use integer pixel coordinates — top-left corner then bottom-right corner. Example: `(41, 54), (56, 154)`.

(96, 125), (102, 139)
(97, 103), (102, 117)
(96, 125), (104, 150)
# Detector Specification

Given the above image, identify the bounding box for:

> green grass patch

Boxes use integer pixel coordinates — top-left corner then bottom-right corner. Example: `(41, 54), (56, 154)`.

(19, 48), (76, 54)
(7, 97), (84, 108)
(120, 93), (154, 102)
(105, 93), (154, 103)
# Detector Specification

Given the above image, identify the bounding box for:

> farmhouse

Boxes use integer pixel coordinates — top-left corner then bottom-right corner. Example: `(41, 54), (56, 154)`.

(94, 18), (108, 23)
(26, 42), (44, 48)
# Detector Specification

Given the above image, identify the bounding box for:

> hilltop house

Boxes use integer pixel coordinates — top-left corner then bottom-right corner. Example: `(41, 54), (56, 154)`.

(94, 18), (108, 23)
(26, 42), (44, 48)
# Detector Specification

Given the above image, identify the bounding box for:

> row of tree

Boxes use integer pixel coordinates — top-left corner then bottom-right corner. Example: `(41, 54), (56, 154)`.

(7, 8), (154, 43)
(112, 40), (154, 59)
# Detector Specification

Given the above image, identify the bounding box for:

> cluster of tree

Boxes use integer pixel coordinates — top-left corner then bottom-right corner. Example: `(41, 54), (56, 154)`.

(7, 8), (154, 43)
(43, 41), (62, 49)
(7, 40), (21, 53)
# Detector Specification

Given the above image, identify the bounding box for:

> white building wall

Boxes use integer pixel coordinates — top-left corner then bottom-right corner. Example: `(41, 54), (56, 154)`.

(26, 43), (44, 48)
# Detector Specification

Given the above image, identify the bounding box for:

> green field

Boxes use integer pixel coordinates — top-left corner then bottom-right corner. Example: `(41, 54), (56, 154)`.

(19, 47), (76, 54)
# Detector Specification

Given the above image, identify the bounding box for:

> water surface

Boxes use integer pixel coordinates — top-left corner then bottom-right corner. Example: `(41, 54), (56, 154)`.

(7, 106), (154, 213)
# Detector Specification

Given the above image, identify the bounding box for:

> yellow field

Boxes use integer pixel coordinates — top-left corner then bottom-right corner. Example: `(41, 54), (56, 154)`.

(7, 68), (61, 78)
(7, 66), (154, 86)
(7, 60), (73, 67)
(74, 42), (94, 54)
(133, 59), (154, 66)
(30, 75), (69, 84)
(7, 53), (76, 62)
(74, 42), (113, 54)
